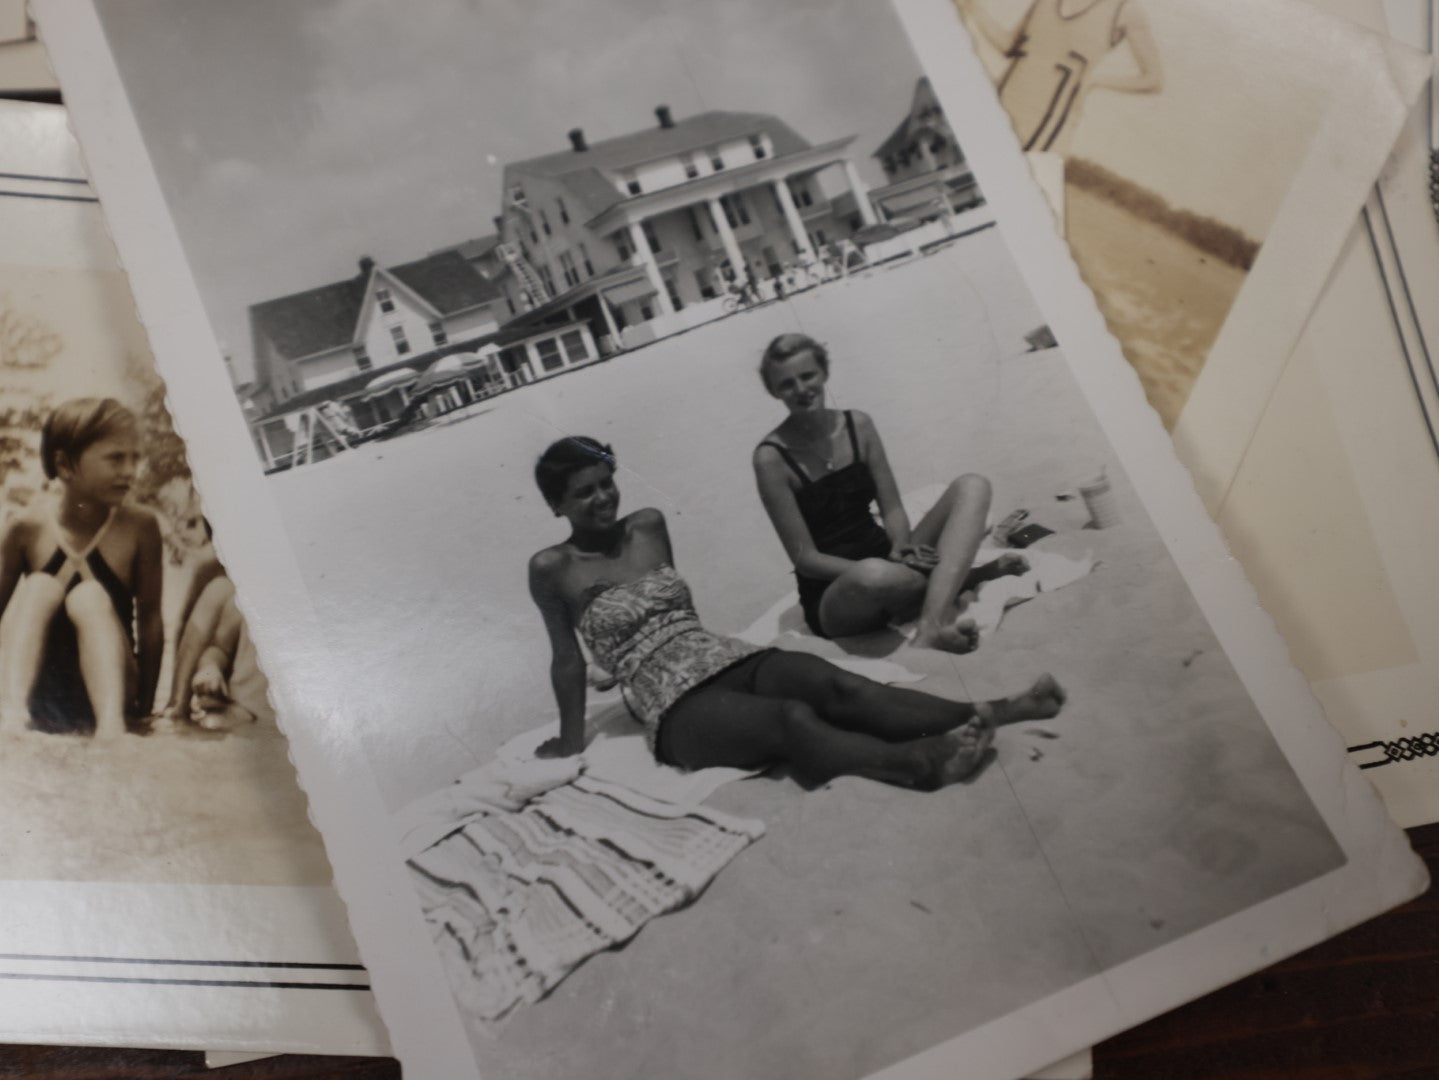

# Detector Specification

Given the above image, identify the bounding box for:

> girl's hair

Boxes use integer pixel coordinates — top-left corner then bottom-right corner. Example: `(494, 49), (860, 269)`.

(535, 436), (615, 505)
(40, 397), (138, 481)
(759, 332), (829, 390)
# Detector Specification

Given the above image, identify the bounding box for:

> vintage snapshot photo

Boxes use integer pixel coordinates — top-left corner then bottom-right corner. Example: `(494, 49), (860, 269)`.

(32, 0), (1427, 1076)
(1211, 0), (1439, 828)
(950, 0), (1428, 505)
(0, 99), (385, 1057)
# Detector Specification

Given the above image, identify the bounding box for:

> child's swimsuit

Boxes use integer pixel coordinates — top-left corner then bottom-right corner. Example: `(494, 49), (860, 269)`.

(577, 563), (763, 754)
(22, 510), (137, 732)
(759, 411), (891, 637)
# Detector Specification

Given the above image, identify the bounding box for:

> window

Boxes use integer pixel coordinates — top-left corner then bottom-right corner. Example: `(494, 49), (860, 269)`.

(709, 147), (724, 171)
(642, 220), (662, 253)
(814, 228), (828, 246)
(749, 133), (767, 159)
(882, 156), (896, 176)
(720, 194), (750, 228)
(789, 181), (814, 208)
(615, 235), (632, 261)
(639, 303), (654, 321)
(623, 170), (642, 196)
(560, 330), (589, 363)
(558, 251), (579, 288)
(529, 226), (539, 244)
(556, 197), (569, 224)
(694, 269), (716, 300)
(536, 338), (563, 372)
(682, 154), (699, 180)
(505, 295), (516, 316)
(509, 183), (526, 205)
(686, 207), (705, 242)
(376, 287), (394, 314)
(429, 320), (448, 347)
(390, 325), (410, 355)
(578, 243), (595, 276)
(539, 209), (551, 236)
(663, 277), (683, 312)
(537, 264), (556, 295)
(353, 344), (371, 371)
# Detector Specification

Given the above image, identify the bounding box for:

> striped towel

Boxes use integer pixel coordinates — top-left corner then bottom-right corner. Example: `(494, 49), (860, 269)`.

(407, 773), (764, 1021)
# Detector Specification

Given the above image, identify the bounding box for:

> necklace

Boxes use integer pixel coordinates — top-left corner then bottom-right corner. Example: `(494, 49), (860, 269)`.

(784, 414), (841, 472)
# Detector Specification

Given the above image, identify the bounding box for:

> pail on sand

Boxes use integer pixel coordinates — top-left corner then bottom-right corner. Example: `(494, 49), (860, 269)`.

(1078, 469), (1119, 529)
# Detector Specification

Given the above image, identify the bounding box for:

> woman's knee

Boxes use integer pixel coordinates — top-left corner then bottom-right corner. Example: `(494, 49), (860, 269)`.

(848, 557), (922, 600)
(948, 472), (992, 505)
(64, 581), (121, 626)
(13, 574), (65, 612)
(776, 699), (823, 742)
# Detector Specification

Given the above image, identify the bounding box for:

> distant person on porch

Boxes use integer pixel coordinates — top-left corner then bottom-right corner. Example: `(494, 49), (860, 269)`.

(957, 0), (1163, 154)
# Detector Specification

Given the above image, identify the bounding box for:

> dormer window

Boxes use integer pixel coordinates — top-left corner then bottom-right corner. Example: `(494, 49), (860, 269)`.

(509, 183), (526, 205)
(709, 147), (724, 171)
(682, 154), (699, 180)
(749, 134), (767, 160)
(623, 170), (642, 196)
(376, 287), (395, 314)
(556, 197), (570, 224)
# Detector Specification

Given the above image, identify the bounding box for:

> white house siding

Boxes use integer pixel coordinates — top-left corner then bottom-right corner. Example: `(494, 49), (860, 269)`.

(296, 345), (359, 392)
(359, 275), (444, 367)
(625, 131), (773, 197)
(443, 305), (501, 342)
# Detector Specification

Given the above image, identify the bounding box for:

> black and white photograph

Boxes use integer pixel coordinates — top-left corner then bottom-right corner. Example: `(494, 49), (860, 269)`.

(29, 0), (1427, 1076)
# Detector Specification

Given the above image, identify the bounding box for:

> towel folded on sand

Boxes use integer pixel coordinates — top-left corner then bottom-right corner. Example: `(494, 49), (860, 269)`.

(405, 771), (763, 1021)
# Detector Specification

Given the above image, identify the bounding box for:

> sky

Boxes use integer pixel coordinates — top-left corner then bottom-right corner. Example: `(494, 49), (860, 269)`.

(96, 0), (930, 382)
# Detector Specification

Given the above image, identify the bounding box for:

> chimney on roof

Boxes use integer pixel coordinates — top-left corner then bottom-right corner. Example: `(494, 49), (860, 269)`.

(358, 255), (376, 278)
(655, 104), (674, 129)
(568, 128), (588, 152)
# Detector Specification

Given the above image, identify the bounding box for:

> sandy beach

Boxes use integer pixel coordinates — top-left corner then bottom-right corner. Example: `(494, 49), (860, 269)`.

(1065, 185), (1247, 429)
(260, 229), (1342, 1078)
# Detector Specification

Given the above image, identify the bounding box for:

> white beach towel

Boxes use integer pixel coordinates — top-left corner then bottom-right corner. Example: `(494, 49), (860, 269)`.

(406, 772), (763, 1021)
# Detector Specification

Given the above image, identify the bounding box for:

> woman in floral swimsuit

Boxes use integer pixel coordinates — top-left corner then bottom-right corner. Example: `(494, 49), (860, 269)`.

(527, 436), (1064, 788)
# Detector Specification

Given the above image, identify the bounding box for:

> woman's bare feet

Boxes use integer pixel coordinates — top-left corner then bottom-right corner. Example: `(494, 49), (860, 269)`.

(990, 553), (1029, 577)
(996, 674), (1066, 724)
(912, 616), (980, 654)
(911, 719), (994, 788)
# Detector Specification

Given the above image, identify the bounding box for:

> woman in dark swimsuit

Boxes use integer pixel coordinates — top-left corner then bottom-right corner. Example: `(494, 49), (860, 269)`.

(0, 398), (164, 737)
(527, 436), (1064, 788)
(753, 333), (1022, 652)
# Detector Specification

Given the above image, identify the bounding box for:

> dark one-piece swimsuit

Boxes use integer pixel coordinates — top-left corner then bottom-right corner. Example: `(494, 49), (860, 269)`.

(761, 410), (891, 637)
(22, 512), (137, 733)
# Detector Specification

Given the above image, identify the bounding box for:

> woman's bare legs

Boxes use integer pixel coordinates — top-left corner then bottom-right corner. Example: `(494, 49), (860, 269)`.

(164, 574), (235, 721)
(817, 557), (927, 639)
(660, 687), (973, 789)
(66, 580), (133, 739)
(0, 575), (65, 730)
(908, 474), (995, 652)
(189, 593), (256, 729)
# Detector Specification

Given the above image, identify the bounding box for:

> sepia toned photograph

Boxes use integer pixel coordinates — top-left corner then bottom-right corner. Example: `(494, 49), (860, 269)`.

(30, 0), (1428, 1076)
(952, 0), (1426, 437)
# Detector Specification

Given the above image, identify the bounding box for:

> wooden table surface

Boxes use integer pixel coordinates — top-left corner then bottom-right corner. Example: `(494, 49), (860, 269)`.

(3, 823), (1435, 1079)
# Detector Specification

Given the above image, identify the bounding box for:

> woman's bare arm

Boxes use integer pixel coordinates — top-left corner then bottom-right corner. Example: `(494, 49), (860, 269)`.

(0, 520), (27, 620)
(528, 550), (588, 757)
(854, 413), (916, 557)
(753, 446), (864, 583)
(1090, 2), (1163, 93)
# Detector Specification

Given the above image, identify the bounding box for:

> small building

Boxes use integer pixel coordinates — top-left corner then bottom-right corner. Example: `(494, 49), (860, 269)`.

(868, 77), (982, 225)
(483, 106), (878, 348)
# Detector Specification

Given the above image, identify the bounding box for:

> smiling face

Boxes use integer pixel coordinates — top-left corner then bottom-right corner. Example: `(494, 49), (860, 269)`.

(765, 347), (829, 416)
(59, 431), (141, 508)
(553, 461), (620, 532)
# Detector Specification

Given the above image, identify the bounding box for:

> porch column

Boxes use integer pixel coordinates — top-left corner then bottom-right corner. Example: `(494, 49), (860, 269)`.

(597, 290), (621, 344)
(705, 196), (747, 283)
(627, 219), (674, 316)
(771, 178), (815, 261)
(522, 339), (540, 381)
(842, 159), (877, 226)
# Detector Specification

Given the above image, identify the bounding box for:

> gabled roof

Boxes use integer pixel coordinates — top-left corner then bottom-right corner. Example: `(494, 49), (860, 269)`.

(250, 251), (503, 363)
(446, 234), (503, 261)
(507, 110), (814, 222)
(874, 77), (947, 160)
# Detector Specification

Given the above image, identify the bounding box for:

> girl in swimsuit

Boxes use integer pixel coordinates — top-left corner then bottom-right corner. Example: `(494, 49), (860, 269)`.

(753, 333), (1024, 653)
(527, 436), (1065, 789)
(0, 398), (164, 737)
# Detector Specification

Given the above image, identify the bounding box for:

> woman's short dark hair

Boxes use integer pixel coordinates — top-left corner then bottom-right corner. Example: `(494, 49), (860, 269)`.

(40, 397), (138, 481)
(759, 333), (829, 390)
(535, 436), (615, 505)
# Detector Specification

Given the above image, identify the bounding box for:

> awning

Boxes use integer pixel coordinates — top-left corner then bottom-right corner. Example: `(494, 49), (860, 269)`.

(601, 278), (658, 306)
